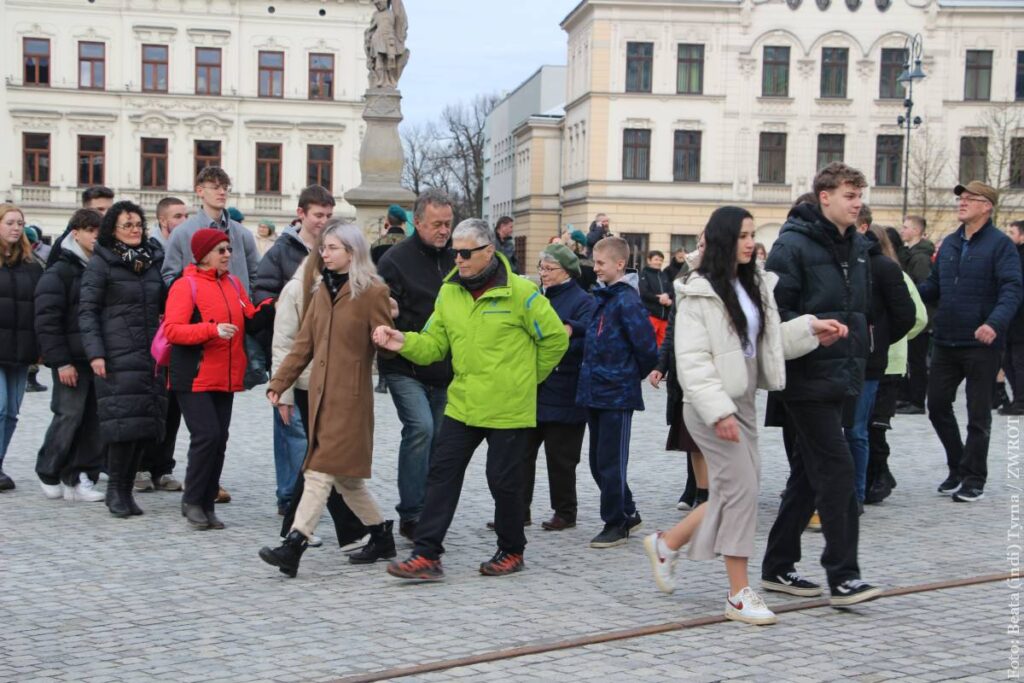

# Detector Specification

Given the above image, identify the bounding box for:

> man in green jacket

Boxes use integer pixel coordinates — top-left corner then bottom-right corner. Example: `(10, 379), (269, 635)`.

(374, 218), (569, 580)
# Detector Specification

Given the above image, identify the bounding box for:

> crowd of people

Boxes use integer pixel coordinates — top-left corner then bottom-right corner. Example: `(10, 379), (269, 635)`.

(0, 159), (1017, 627)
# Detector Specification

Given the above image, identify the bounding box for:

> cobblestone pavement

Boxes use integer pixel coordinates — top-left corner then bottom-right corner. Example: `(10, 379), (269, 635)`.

(0, 384), (1013, 682)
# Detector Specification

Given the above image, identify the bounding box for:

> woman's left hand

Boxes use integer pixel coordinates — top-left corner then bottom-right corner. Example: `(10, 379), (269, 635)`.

(714, 415), (740, 442)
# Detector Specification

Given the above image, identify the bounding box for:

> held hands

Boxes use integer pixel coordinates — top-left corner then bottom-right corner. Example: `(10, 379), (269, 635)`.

(58, 365), (79, 388)
(657, 293), (672, 306)
(217, 323), (239, 340)
(90, 358), (107, 379)
(647, 370), (663, 389)
(975, 324), (997, 346)
(372, 325), (405, 351)
(810, 318), (849, 347)
(714, 415), (740, 443)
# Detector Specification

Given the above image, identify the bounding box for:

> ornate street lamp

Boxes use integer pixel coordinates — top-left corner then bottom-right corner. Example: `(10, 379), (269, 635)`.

(897, 34), (926, 219)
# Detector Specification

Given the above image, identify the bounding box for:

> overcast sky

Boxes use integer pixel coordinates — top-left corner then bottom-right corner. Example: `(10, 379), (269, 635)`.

(399, 0), (578, 128)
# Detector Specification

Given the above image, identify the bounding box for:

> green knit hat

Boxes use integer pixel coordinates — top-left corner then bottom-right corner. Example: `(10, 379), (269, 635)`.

(543, 243), (581, 278)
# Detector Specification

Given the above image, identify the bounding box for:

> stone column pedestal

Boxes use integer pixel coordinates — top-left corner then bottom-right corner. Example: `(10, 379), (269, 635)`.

(344, 87), (416, 237)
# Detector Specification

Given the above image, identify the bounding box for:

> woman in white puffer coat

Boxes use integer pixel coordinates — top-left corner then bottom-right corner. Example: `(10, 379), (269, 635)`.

(641, 206), (848, 626)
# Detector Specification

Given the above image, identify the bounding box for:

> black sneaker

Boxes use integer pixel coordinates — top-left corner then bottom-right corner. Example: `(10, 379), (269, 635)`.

(937, 474), (962, 495)
(830, 579), (883, 607)
(627, 511), (643, 533)
(953, 486), (985, 502)
(762, 570), (823, 597)
(590, 523), (629, 548)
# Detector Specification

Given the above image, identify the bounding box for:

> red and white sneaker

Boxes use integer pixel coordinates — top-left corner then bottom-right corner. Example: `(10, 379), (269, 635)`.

(642, 532), (679, 594)
(725, 587), (777, 625)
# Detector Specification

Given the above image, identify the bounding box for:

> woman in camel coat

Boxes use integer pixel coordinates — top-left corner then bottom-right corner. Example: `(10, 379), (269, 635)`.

(260, 220), (395, 578)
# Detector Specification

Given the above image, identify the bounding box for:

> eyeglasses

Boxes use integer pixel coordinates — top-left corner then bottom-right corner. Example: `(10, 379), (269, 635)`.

(957, 195), (990, 205)
(454, 244), (490, 260)
(538, 264), (563, 273)
(215, 246), (233, 255)
(116, 222), (143, 232)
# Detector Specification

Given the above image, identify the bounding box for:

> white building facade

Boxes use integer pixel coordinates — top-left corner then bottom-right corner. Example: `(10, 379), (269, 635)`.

(1, 0), (371, 233)
(496, 0), (1024, 273)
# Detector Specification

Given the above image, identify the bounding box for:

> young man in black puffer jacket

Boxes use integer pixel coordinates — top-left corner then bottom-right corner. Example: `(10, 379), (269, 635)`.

(34, 209), (107, 502)
(760, 162), (882, 608)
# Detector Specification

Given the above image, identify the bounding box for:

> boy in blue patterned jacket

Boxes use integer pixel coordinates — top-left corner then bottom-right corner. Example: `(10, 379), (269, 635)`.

(576, 236), (659, 548)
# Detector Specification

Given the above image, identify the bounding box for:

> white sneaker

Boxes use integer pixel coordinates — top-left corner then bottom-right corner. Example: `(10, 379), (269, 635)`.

(340, 533), (370, 553)
(40, 480), (64, 500)
(65, 473), (105, 502)
(642, 532), (679, 594)
(134, 471), (155, 492)
(725, 587), (777, 625)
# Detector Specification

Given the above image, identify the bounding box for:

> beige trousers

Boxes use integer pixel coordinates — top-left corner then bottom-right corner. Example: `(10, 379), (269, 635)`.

(291, 469), (383, 538)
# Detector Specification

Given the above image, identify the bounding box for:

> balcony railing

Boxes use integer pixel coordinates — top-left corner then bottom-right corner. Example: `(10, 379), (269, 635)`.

(752, 184), (792, 203)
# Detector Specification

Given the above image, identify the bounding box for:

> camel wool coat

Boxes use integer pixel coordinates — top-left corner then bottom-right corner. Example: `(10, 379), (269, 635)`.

(268, 279), (393, 479)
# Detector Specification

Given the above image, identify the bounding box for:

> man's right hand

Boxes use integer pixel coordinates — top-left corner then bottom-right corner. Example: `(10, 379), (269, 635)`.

(373, 326), (406, 351)
(90, 358), (106, 379)
(58, 365), (78, 388)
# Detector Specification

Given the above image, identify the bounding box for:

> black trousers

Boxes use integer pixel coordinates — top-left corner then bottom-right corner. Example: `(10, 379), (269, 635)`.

(523, 421), (585, 522)
(415, 417), (529, 560)
(35, 366), (104, 486)
(142, 391), (180, 479)
(904, 331), (930, 407)
(279, 390), (368, 546)
(1004, 342), (1024, 405)
(867, 375), (900, 490)
(762, 399), (861, 589)
(927, 344), (1002, 489)
(178, 391), (233, 509)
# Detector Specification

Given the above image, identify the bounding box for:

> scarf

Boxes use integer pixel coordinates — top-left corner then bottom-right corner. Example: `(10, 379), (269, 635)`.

(322, 268), (349, 300)
(111, 240), (153, 274)
(458, 256), (500, 293)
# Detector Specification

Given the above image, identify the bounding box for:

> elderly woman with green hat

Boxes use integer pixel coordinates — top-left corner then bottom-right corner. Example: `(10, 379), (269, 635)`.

(254, 218), (277, 258)
(521, 243), (597, 530)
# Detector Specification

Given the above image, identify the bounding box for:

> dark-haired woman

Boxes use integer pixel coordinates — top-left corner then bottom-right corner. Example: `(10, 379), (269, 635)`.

(0, 204), (42, 491)
(641, 206), (843, 626)
(79, 201), (167, 518)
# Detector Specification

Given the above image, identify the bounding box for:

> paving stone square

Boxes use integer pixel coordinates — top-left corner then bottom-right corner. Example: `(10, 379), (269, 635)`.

(0, 384), (1011, 681)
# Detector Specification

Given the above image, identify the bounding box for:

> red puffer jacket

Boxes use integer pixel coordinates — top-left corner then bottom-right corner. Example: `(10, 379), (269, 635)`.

(163, 265), (268, 392)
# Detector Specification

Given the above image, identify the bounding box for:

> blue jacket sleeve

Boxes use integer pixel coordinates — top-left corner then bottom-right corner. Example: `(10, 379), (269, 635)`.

(564, 292), (596, 358)
(986, 239), (1023, 337)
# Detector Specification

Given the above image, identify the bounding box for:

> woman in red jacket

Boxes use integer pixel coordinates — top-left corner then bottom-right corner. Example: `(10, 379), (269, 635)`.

(163, 228), (269, 530)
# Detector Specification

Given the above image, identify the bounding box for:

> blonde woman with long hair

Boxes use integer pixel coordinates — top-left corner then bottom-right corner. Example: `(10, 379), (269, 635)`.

(260, 220), (396, 577)
(0, 204), (43, 492)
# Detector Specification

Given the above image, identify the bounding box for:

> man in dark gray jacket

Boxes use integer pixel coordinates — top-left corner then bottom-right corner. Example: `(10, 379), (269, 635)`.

(161, 167), (259, 294)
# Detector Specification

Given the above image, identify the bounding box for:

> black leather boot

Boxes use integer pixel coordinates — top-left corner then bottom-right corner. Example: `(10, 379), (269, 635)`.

(126, 450), (144, 516)
(182, 502), (210, 529)
(349, 520), (397, 565)
(105, 453), (131, 518)
(259, 530), (308, 577)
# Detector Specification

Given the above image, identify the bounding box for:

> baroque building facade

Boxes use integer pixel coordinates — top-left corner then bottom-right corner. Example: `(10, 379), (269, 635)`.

(490, 0), (1024, 273)
(2, 0), (371, 232)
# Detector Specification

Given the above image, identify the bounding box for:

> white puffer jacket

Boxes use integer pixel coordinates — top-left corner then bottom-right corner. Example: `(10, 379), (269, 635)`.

(271, 257), (318, 406)
(675, 271), (819, 428)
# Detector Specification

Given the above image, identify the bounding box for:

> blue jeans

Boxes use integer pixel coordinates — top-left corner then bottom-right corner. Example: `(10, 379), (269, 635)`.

(273, 406), (307, 508)
(844, 380), (879, 502)
(0, 365), (28, 466)
(385, 373), (447, 522)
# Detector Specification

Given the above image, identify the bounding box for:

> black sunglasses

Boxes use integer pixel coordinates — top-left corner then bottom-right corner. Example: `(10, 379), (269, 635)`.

(454, 244), (489, 260)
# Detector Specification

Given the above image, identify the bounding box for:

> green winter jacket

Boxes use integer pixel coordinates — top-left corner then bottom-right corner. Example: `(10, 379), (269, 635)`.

(400, 254), (569, 429)
(885, 271), (928, 377)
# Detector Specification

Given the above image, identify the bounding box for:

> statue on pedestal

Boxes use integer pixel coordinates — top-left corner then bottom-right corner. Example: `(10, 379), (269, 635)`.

(365, 0), (410, 89)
